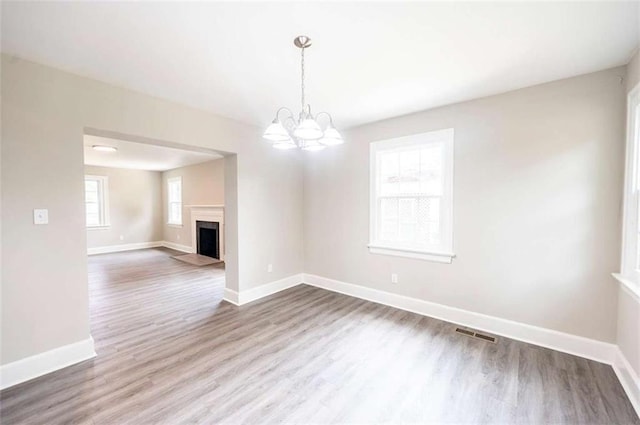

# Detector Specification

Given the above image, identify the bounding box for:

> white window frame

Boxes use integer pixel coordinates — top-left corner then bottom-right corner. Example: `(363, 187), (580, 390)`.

(84, 175), (110, 229)
(167, 176), (183, 226)
(368, 128), (455, 263)
(616, 83), (640, 297)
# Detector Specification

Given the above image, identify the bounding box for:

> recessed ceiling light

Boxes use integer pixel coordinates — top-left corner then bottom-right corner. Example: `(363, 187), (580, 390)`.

(92, 145), (117, 152)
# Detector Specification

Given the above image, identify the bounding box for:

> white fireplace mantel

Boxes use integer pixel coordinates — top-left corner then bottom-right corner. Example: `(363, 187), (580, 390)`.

(188, 205), (224, 260)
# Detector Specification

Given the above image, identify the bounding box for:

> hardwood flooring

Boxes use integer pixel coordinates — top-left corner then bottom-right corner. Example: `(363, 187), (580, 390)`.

(1, 247), (638, 424)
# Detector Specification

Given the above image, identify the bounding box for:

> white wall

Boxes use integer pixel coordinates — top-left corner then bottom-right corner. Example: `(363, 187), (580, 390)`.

(162, 159), (225, 247)
(85, 165), (163, 249)
(1, 55), (304, 365)
(304, 67), (626, 343)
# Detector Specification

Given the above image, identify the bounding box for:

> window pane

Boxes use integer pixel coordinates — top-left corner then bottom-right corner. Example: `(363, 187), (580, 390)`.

(85, 180), (98, 192)
(399, 151), (420, 194)
(381, 219), (398, 241)
(420, 144), (443, 196)
(169, 180), (181, 202)
(85, 203), (99, 214)
(170, 202), (181, 223)
(379, 152), (399, 196)
(380, 198), (398, 220)
(371, 129), (452, 254)
(86, 213), (100, 227)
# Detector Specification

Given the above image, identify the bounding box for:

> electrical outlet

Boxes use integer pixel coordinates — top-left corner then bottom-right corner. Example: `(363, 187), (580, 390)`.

(267, 264), (273, 273)
(33, 209), (49, 225)
(119, 235), (124, 241)
(177, 234), (180, 240)
(391, 273), (398, 284)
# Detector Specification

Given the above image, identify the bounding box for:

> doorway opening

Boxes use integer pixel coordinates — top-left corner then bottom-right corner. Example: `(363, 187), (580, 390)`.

(81, 129), (238, 340)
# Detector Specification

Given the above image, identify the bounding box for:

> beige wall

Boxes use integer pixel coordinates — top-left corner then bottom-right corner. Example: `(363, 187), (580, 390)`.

(616, 50), (640, 382)
(84, 165), (163, 249)
(304, 67), (626, 343)
(1, 55), (304, 365)
(162, 159), (225, 247)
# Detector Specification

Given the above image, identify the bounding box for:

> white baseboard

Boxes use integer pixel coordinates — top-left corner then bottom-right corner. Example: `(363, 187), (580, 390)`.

(237, 274), (303, 305)
(613, 347), (640, 417)
(161, 241), (193, 254)
(88, 241), (163, 255)
(223, 288), (240, 305)
(302, 273), (616, 365)
(223, 274), (303, 306)
(0, 336), (96, 390)
(87, 241), (194, 255)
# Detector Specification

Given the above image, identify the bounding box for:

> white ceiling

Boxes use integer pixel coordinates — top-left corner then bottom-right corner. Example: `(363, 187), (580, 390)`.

(2, 2), (639, 128)
(84, 135), (222, 171)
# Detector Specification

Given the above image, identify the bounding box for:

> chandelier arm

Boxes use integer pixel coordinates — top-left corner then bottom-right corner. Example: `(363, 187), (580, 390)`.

(275, 107), (294, 122)
(315, 111), (334, 128)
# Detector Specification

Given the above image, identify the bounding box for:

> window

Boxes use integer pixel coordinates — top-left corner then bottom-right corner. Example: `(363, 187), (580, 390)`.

(619, 85), (640, 292)
(167, 177), (183, 225)
(369, 129), (454, 263)
(84, 175), (110, 228)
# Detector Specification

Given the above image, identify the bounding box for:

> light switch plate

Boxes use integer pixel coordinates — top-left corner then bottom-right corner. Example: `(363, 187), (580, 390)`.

(33, 209), (49, 225)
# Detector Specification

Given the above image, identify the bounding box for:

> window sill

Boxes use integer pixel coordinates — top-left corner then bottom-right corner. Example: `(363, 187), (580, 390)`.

(612, 273), (640, 303)
(368, 244), (455, 263)
(167, 223), (183, 228)
(87, 225), (111, 231)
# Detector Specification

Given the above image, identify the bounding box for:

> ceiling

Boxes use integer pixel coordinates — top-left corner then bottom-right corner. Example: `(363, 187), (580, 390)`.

(84, 135), (222, 171)
(2, 2), (639, 129)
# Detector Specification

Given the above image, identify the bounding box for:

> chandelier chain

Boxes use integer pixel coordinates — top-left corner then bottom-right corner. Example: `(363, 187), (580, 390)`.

(301, 47), (305, 115)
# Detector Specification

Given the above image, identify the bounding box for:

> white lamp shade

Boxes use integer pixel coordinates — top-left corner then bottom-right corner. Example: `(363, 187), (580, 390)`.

(319, 126), (344, 146)
(263, 121), (291, 142)
(293, 118), (323, 140)
(273, 138), (298, 150)
(301, 139), (326, 152)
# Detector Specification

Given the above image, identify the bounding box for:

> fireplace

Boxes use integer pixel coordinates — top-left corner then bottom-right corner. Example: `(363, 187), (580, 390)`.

(196, 220), (220, 259)
(189, 205), (224, 261)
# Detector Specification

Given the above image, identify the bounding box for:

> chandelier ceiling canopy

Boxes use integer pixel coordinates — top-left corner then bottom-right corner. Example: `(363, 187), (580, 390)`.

(263, 36), (344, 151)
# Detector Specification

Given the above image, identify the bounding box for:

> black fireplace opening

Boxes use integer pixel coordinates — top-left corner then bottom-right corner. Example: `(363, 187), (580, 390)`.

(196, 220), (219, 259)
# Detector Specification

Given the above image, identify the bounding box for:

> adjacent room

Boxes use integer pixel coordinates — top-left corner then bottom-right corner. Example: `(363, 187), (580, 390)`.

(1, 1), (639, 424)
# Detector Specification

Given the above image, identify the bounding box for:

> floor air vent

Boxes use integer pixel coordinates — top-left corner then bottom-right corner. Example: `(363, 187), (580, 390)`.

(455, 327), (497, 343)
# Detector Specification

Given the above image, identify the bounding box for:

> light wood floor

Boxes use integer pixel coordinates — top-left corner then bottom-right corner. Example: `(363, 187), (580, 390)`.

(1, 247), (638, 424)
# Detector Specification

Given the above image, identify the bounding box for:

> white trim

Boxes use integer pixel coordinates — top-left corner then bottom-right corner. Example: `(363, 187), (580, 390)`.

(613, 273), (640, 303)
(620, 85), (640, 282)
(161, 240), (193, 254)
(87, 241), (163, 255)
(0, 336), (96, 390)
(613, 347), (640, 417)
(85, 175), (110, 228)
(86, 225), (111, 231)
(301, 273), (616, 364)
(223, 288), (240, 305)
(368, 245), (455, 263)
(237, 274), (303, 305)
(222, 274), (304, 306)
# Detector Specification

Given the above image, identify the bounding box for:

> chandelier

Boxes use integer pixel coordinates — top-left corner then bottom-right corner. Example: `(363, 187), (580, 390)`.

(263, 36), (344, 151)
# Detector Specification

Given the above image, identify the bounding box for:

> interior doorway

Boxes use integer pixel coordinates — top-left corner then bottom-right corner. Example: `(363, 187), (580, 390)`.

(81, 128), (237, 313)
